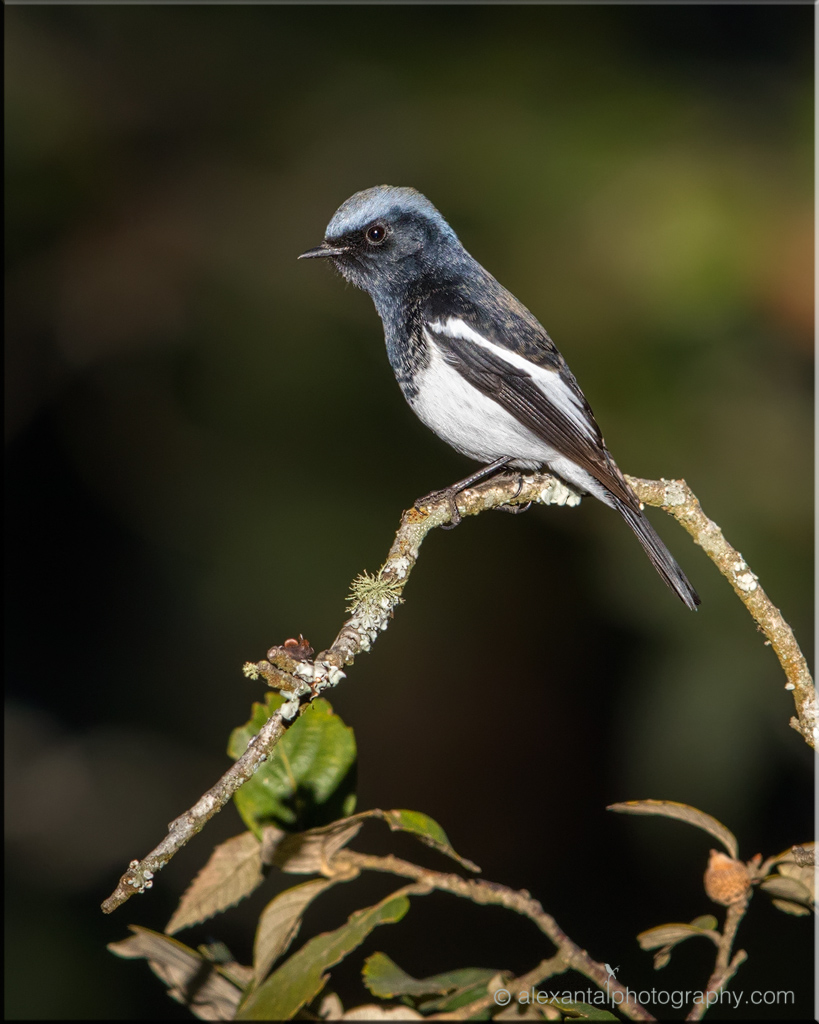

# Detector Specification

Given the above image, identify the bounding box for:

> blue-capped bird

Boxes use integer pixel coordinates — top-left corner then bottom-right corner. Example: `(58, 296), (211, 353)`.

(300, 186), (699, 610)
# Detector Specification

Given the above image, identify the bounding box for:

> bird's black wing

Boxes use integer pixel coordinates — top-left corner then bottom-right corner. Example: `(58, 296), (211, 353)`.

(426, 321), (639, 510)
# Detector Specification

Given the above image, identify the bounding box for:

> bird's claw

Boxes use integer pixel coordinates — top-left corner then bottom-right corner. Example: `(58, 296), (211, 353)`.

(492, 474), (531, 515)
(414, 488), (462, 528)
(495, 500), (532, 515)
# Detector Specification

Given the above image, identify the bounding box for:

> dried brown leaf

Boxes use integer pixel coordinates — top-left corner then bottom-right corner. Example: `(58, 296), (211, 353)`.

(272, 820), (364, 874)
(166, 831), (264, 935)
(109, 926), (244, 1020)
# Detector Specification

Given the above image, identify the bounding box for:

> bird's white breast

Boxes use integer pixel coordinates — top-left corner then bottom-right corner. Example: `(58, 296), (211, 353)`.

(410, 339), (545, 467)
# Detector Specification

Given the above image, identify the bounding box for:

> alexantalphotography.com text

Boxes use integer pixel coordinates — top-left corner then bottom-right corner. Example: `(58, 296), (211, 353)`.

(492, 986), (796, 1012)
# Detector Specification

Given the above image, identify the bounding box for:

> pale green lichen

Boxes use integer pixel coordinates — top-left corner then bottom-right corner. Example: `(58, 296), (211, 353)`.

(345, 570), (404, 613)
(243, 662), (261, 680)
(735, 571), (758, 593)
(663, 480), (687, 506)
(536, 476), (582, 507)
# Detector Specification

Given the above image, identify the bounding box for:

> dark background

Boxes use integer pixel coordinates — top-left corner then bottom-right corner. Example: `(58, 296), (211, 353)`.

(5, 4), (814, 1020)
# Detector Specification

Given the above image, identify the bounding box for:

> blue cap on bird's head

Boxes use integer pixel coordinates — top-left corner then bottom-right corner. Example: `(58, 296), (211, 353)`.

(298, 186), (463, 293)
(324, 185), (456, 242)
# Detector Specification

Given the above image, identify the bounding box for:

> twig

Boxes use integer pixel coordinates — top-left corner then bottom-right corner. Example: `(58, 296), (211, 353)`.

(101, 708), (290, 914)
(627, 477), (815, 747)
(685, 896), (749, 1021)
(336, 850), (654, 1021)
(102, 471), (813, 913)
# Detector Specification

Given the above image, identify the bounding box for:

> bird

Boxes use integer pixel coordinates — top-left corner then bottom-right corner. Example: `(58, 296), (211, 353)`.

(299, 185), (700, 610)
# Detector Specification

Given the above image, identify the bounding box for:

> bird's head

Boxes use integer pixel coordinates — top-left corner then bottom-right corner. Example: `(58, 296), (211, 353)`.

(299, 185), (462, 297)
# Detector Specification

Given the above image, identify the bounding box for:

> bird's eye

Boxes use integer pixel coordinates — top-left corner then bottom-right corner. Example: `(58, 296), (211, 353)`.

(365, 224), (387, 245)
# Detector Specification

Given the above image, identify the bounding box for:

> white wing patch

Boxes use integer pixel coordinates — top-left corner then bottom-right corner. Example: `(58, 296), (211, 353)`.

(410, 323), (608, 503)
(427, 317), (597, 441)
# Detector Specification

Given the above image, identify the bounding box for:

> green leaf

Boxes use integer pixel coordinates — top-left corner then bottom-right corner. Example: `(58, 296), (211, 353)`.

(689, 915), (718, 930)
(608, 800), (738, 859)
(236, 890), (411, 1020)
(362, 952), (497, 1003)
(109, 925), (245, 1020)
(381, 809), (480, 872)
(228, 695), (357, 834)
(363, 952), (446, 998)
(253, 878), (336, 987)
(272, 808), (478, 875)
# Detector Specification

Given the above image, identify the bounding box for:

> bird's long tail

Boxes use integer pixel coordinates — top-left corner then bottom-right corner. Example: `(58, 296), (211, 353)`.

(614, 500), (700, 610)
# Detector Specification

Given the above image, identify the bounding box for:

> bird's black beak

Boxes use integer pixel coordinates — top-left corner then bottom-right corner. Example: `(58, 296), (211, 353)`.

(298, 241), (349, 260)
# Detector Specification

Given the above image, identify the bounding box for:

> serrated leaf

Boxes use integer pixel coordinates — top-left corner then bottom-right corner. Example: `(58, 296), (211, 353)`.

(608, 800), (738, 859)
(253, 878), (336, 987)
(109, 925), (245, 1020)
(236, 890), (412, 1020)
(228, 695), (357, 835)
(771, 898), (812, 917)
(637, 922), (721, 950)
(760, 876), (813, 905)
(166, 832), (264, 935)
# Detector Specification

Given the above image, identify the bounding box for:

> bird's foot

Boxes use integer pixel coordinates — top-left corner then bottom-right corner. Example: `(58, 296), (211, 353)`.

(414, 487), (463, 528)
(493, 474), (532, 515)
(414, 457), (516, 530)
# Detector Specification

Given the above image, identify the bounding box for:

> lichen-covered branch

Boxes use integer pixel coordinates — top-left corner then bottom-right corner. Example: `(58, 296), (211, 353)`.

(100, 707), (289, 914)
(101, 470), (813, 914)
(336, 850), (654, 1021)
(627, 476), (815, 747)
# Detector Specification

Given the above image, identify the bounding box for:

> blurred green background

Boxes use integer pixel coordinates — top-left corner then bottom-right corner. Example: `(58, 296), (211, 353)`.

(5, 4), (813, 1019)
